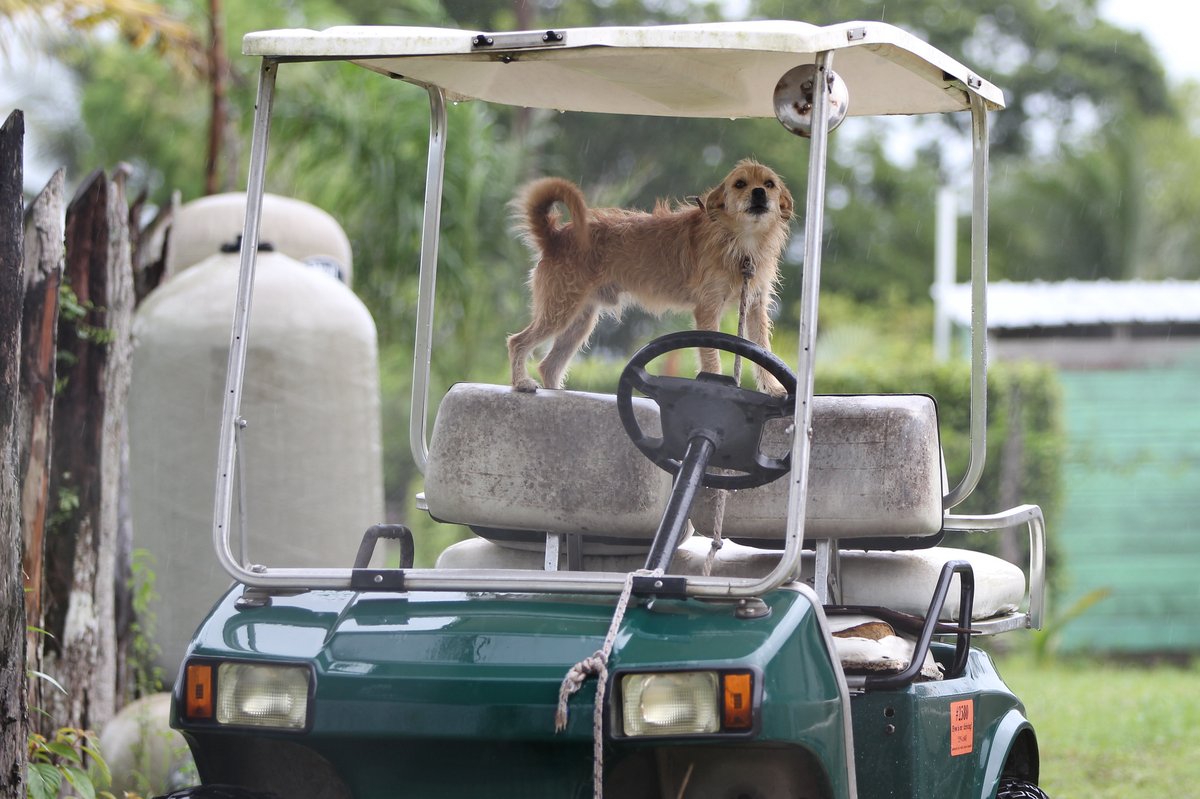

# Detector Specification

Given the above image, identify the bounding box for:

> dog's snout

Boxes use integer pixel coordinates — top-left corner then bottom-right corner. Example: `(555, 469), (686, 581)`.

(748, 185), (770, 214)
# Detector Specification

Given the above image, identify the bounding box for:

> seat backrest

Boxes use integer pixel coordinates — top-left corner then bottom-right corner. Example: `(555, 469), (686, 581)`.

(423, 383), (673, 551)
(424, 385), (944, 552)
(690, 394), (944, 543)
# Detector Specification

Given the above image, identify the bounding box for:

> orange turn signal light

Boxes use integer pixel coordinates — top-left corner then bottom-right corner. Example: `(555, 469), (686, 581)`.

(722, 672), (753, 730)
(185, 663), (214, 720)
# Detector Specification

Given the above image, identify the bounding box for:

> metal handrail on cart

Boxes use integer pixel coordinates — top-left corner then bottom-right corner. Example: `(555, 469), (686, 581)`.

(212, 42), (1001, 603)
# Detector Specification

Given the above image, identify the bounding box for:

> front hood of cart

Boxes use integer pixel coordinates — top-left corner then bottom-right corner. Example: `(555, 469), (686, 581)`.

(184, 585), (823, 739)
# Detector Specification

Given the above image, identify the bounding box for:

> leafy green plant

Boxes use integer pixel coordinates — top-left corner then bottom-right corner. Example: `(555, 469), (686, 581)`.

(1029, 586), (1113, 665)
(118, 552), (197, 796)
(25, 612), (142, 799)
(58, 282), (116, 345)
(128, 549), (164, 696)
(123, 710), (197, 798)
(26, 727), (119, 799)
(24, 587), (62, 713)
(55, 280), (116, 394)
(47, 482), (80, 534)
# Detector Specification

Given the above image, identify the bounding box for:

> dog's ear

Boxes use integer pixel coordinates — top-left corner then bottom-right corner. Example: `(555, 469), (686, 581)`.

(778, 181), (795, 221)
(702, 183), (726, 214)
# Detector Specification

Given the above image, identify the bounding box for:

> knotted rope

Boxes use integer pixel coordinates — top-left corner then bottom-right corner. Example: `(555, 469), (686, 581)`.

(555, 568), (662, 799)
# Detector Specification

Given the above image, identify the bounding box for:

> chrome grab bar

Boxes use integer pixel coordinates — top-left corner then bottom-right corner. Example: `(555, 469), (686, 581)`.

(944, 504), (1046, 630)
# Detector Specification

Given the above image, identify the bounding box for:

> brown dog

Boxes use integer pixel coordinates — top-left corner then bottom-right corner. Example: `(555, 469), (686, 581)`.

(507, 159), (793, 394)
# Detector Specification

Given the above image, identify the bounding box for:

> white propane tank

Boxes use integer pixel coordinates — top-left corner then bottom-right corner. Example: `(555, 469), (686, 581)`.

(129, 194), (383, 677)
(164, 191), (354, 283)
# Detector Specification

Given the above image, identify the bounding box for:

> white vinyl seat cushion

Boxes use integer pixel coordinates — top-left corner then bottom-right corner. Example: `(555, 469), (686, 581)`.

(436, 537), (1025, 622)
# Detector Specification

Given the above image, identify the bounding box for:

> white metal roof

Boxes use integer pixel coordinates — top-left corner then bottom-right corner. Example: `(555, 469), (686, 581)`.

(936, 280), (1200, 329)
(242, 20), (1004, 118)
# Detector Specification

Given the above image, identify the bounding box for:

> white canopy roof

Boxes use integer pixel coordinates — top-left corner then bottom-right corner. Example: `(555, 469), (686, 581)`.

(243, 20), (1004, 118)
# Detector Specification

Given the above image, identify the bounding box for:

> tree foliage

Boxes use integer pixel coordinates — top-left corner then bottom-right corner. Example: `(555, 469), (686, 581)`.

(1128, 84), (1200, 279)
(51, 0), (1187, 310)
(744, 0), (1173, 155)
(2, 0), (204, 73)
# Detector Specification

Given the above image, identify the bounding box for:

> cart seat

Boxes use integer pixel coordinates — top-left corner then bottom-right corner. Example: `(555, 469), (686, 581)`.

(435, 535), (1024, 622)
(423, 384), (944, 550)
(689, 393), (945, 544)
(424, 382), (674, 555)
(426, 383), (1026, 623)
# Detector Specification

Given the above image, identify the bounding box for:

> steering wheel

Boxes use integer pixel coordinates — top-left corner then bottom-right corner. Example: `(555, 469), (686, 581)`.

(616, 330), (797, 490)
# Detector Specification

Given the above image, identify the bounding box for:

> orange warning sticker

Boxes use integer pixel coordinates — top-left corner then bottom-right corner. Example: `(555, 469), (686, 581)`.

(950, 699), (974, 756)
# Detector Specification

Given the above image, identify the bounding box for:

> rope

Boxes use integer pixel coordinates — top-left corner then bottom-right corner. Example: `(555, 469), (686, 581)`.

(555, 568), (661, 799)
(676, 763), (696, 799)
(703, 490), (727, 577)
(703, 261), (754, 577)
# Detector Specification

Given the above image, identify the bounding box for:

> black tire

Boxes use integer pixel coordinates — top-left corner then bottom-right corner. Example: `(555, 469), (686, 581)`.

(996, 776), (1050, 799)
(153, 786), (282, 799)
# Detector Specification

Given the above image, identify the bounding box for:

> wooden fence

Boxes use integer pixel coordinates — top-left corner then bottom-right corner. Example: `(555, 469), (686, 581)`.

(0, 109), (170, 799)
(1, 109), (28, 799)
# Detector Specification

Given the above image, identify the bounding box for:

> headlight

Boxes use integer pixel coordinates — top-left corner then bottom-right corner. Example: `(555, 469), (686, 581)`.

(621, 672), (719, 736)
(619, 670), (756, 738)
(215, 662), (311, 730)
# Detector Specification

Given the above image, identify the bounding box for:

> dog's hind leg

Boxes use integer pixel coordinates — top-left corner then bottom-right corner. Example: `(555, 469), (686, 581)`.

(538, 304), (600, 390)
(508, 316), (557, 392)
(508, 282), (593, 392)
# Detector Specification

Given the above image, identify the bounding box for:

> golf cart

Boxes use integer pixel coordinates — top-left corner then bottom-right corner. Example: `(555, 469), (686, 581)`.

(164, 18), (1050, 799)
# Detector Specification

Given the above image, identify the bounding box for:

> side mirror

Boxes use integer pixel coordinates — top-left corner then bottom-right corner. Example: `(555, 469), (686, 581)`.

(773, 64), (849, 138)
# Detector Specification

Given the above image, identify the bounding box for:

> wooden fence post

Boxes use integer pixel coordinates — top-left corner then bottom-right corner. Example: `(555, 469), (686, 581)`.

(19, 169), (65, 725)
(42, 166), (135, 734)
(0, 109), (28, 799)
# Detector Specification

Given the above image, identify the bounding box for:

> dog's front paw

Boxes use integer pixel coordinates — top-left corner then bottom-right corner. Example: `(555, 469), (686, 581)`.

(758, 374), (789, 397)
(513, 377), (541, 393)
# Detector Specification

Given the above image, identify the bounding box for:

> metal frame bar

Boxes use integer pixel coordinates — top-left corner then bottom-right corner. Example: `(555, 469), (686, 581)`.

(410, 86), (448, 474)
(213, 58), (276, 583)
(814, 539), (841, 604)
(643, 436), (716, 573)
(944, 503), (1046, 630)
(856, 559), (974, 691)
(543, 533), (561, 572)
(210, 51), (840, 600)
(210, 55), (1025, 643)
(771, 48), (837, 591)
(943, 93), (990, 508)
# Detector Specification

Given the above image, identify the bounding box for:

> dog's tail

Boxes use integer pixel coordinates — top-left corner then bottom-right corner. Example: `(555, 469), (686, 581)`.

(517, 177), (590, 254)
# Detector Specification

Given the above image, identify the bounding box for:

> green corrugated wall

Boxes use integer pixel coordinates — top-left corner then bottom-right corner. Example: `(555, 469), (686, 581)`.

(1056, 364), (1200, 653)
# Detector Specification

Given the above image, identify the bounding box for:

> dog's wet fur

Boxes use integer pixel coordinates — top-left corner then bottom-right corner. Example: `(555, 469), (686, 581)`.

(507, 159), (794, 394)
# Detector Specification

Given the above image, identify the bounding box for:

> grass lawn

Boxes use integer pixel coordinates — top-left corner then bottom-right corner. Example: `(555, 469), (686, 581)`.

(994, 654), (1200, 798)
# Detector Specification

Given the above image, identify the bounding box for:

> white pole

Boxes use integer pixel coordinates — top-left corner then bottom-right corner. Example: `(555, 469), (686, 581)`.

(933, 183), (956, 362)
